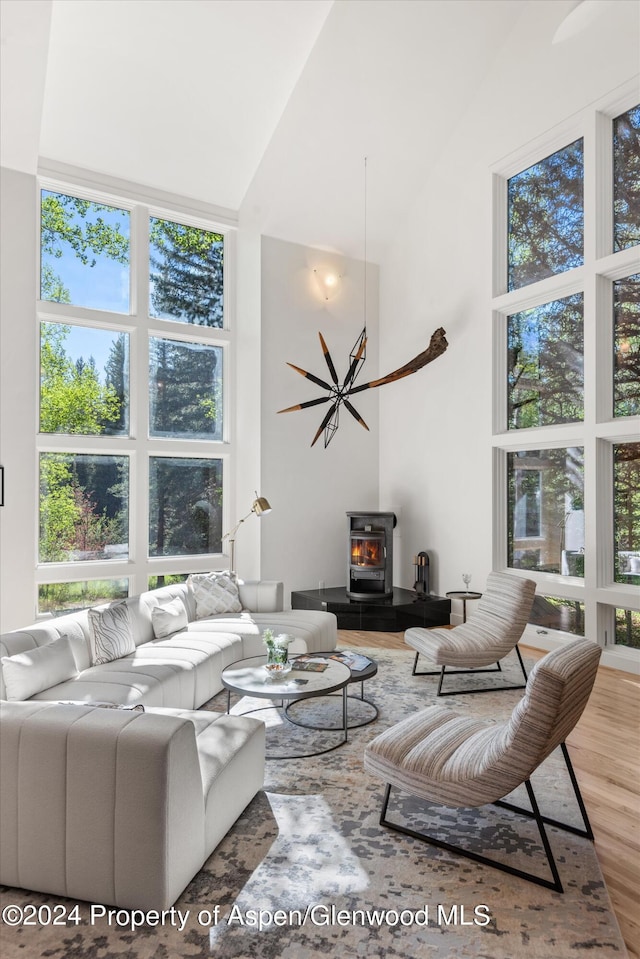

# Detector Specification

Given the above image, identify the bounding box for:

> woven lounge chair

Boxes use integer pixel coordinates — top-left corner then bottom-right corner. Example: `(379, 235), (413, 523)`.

(405, 571), (536, 695)
(364, 638), (601, 892)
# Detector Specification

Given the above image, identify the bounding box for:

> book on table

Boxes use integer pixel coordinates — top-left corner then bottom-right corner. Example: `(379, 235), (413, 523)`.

(291, 658), (329, 672)
(293, 651), (372, 672)
(327, 650), (372, 671)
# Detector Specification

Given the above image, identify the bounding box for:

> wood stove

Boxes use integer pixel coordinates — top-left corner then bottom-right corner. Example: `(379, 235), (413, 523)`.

(347, 511), (396, 600)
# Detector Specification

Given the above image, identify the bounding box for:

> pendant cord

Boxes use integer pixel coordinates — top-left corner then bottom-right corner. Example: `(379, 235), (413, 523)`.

(363, 155), (368, 336)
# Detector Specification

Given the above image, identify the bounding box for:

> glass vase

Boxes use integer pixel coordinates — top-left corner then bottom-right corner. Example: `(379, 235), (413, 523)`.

(266, 644), (288, 667)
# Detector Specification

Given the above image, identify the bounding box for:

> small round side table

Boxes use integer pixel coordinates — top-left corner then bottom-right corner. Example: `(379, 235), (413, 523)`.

(286, 651), (378, 731)
(446, 590), (482, 623)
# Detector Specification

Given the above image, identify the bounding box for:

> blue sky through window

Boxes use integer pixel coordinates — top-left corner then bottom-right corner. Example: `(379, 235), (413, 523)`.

(40, 190), (130, 314)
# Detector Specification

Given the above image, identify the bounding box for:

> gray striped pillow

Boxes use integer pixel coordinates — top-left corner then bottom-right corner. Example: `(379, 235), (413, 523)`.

(88, 602), (135, 666)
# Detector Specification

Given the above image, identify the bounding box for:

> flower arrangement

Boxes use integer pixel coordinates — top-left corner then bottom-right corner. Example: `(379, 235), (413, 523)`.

(262, 630), (293, 666)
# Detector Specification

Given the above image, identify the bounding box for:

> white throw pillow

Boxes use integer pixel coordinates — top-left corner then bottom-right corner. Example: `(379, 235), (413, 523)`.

(88, 601), (136, 666)
(1, 634), (78, 701)
(151, 596), (188, 639)
(188, 571), (242, 618)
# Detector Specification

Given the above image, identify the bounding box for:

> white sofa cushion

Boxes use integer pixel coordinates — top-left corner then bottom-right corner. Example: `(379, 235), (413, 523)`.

(30, 631), (245, 710)
(1, 635), (77, 701)
(188, 571), (242, 617)
(187, 609), (335, 658)
(151, 596), (188, 639)
(0, 700), (265, 910)
(88, 602), (136, 665)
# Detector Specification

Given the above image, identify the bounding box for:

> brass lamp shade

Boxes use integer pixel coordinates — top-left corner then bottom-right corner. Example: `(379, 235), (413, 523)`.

(223, 493), (273, 574)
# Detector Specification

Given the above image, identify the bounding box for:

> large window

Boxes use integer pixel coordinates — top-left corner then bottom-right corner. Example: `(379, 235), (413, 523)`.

(40, 322), (129, 436)
(39, 452), (129, 563)
(38, 578), (129, 617)
(149, 337), (223, 440)
(494, 90), (640, 660)
(507, 139), (584, 291)
(613, 273), (640, 417)
(37, 180), (232, 612)
(148, 456), (223, 557)
(529, 594), (585, 637)
(613, 442), (640, 586)
(508, 448), (584, 576)
(149, 217), (224, 326)
(507, 294), (583, 429)
(40, 191), (130, 312)
(613, 104), (640, 252)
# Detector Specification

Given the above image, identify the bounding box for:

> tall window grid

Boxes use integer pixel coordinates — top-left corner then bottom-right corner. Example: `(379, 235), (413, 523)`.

(36, 173), (235, 616)
(491, 87), (640, 657)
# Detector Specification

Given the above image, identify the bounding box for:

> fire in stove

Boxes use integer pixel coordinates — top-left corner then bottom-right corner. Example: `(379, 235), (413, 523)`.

(351, 534), (383, 568)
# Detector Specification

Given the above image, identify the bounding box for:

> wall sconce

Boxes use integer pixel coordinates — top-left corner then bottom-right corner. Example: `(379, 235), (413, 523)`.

(313, 267), (342, 301)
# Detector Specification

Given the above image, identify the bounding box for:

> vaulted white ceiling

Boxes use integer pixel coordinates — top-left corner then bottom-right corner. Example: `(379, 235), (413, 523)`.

(2, 0), (614, 260)
(40, 0), (334, 212)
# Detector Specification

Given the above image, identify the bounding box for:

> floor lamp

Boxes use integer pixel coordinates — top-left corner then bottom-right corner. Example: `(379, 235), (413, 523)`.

(223, 493), (272, 574)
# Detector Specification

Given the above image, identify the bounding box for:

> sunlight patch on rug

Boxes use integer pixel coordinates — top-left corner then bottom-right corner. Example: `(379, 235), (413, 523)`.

(209, 791), (369, 949)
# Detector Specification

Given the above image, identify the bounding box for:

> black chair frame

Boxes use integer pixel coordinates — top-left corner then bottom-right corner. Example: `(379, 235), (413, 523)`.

(411, 644), (529, 696)
(378, 742), (593, 894)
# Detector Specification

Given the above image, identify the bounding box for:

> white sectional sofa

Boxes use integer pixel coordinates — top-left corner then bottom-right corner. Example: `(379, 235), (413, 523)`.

(0, 579), (337, 909)
(0, 579), (337, 707)
(0, 700), (265, 910)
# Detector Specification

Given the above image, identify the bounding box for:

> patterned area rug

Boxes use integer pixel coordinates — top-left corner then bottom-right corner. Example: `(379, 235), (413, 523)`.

(0, 649), (627, 959)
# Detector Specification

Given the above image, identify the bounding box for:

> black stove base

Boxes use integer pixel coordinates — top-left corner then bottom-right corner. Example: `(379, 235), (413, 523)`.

(291, 586), (451, 632)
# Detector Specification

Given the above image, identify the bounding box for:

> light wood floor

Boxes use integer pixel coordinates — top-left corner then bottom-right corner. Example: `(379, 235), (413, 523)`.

(339, 629), (640, 959)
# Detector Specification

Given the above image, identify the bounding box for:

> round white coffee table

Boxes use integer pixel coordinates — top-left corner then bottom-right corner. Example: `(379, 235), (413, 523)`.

(221, 655), (352, 759)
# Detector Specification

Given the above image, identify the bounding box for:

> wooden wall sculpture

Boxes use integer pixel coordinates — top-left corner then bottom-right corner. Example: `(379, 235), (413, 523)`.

(278, 327), (448, 447)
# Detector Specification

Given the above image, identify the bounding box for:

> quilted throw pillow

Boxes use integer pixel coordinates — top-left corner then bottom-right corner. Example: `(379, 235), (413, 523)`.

(88, 601), (136, 666)
(151, 596), (188, 639)
(188, 571), (242, 618)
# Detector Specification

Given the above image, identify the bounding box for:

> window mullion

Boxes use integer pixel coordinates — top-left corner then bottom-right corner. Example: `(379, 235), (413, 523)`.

(594, 273), (614, 424)
(132, 206), (150, 577)
(594, 110), (614, 261)
(492, 173), (508, 297)
(582, 108), (600, 269)
(491, 310), (507, 435)
(581, 271), (598, 428)
(492, 448), (508, 571)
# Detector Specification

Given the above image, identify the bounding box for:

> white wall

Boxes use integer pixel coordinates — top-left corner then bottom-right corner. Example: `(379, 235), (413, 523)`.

(259, 235), (380, 601)
(378, 2), (640, 601)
